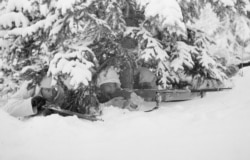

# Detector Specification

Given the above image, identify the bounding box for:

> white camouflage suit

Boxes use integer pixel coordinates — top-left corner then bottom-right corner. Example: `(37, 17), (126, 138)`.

(3, 77), (65, 117)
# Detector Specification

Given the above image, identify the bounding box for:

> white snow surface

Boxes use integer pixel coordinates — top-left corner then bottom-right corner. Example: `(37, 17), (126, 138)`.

(1, 68), (250, 160)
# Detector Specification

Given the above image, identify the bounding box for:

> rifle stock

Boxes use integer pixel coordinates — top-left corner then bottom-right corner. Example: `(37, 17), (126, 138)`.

(43, 105), (103, 121)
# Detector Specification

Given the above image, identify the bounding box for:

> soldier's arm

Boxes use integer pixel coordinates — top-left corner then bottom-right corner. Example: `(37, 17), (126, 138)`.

(111, 89), (132, 99)
(3, 97), (37, 117)
(3, 81), (38, 117)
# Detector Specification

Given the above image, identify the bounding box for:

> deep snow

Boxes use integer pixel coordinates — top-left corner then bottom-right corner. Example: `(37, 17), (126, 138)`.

(0, 68), (250, 160)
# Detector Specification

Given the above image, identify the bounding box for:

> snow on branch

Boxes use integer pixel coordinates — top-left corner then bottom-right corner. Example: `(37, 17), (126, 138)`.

(197, 49), (216, 69)
(6, 13), (58, 37)
(136, 0), (186, 33)
(125, 27), (169, 62)
(0, 38), (10, 51)
(171, 41), (198, 72)
(190, 4), (220, 36)
(158, 60), (180, 87)
(55, 0), (93, 15)
(6, 0), (32, 13)
(84, 13), (113, 39)
(217, 0), (236, 7)
(234, 15), (250, 42)
(196, 48), (227, 82)
(105, 0), (126, 32)
(0, 12), (29, 29)
(48, 48), (95, 89)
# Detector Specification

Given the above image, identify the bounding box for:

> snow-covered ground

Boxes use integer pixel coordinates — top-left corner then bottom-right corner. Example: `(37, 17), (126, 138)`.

(1, 68), (250, 160)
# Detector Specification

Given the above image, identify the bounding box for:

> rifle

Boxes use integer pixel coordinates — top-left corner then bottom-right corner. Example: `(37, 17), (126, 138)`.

(43, 105), (103, 122)
(190, 88), (232, 98)
(191, 88), (232, 93)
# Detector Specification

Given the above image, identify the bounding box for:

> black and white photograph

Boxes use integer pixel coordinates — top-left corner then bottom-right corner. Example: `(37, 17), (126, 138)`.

(0, 0), (250, 159)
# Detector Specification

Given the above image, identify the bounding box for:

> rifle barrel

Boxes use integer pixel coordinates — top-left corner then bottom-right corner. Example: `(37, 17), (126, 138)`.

(191, 88), (232, 92)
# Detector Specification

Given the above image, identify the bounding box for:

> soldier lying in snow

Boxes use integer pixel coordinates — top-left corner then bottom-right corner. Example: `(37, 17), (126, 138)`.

(3, 75), (65, 118)
(133, 66), (157, 89)
(3, 75), (102, 118)
(96, 66), (144, 111)
(3, 66), (144, 118)
(118, 59), (157, 89)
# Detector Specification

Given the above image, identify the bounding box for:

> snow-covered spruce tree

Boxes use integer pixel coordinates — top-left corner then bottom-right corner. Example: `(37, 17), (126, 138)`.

(0, 0), (145, 96)
(208, 0), (250, 65)
(0, 0), (44, 94)
(88, 0), (145, 76)
(120, 0), (228, 89)
(0, 0), (232, 94)
(186, 28), (228, 88)
(0, 0), (112, 90)
(179, 0), (250, 66)
(175, 0), (250, 87)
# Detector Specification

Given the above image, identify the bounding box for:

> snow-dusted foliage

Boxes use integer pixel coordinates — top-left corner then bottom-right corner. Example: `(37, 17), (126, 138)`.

(0, 12), (29, 28)
(124, 27), (169, 62)
(48, 48), (94, 89)
(191, 29), (227, 84)
(105, 0), (126, 33)
(0, 0), (107, 89)
(233, 14), (250, 42)
(136, 0), (186, 34)
(157, 28), (227, 89)
(1, 0), (248, 91)
(171, 41), (198, 72)
(190, 4), (220, 36)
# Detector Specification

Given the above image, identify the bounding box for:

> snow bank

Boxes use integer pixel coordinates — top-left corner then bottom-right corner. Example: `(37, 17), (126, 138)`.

(1, 68), (250, 160)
